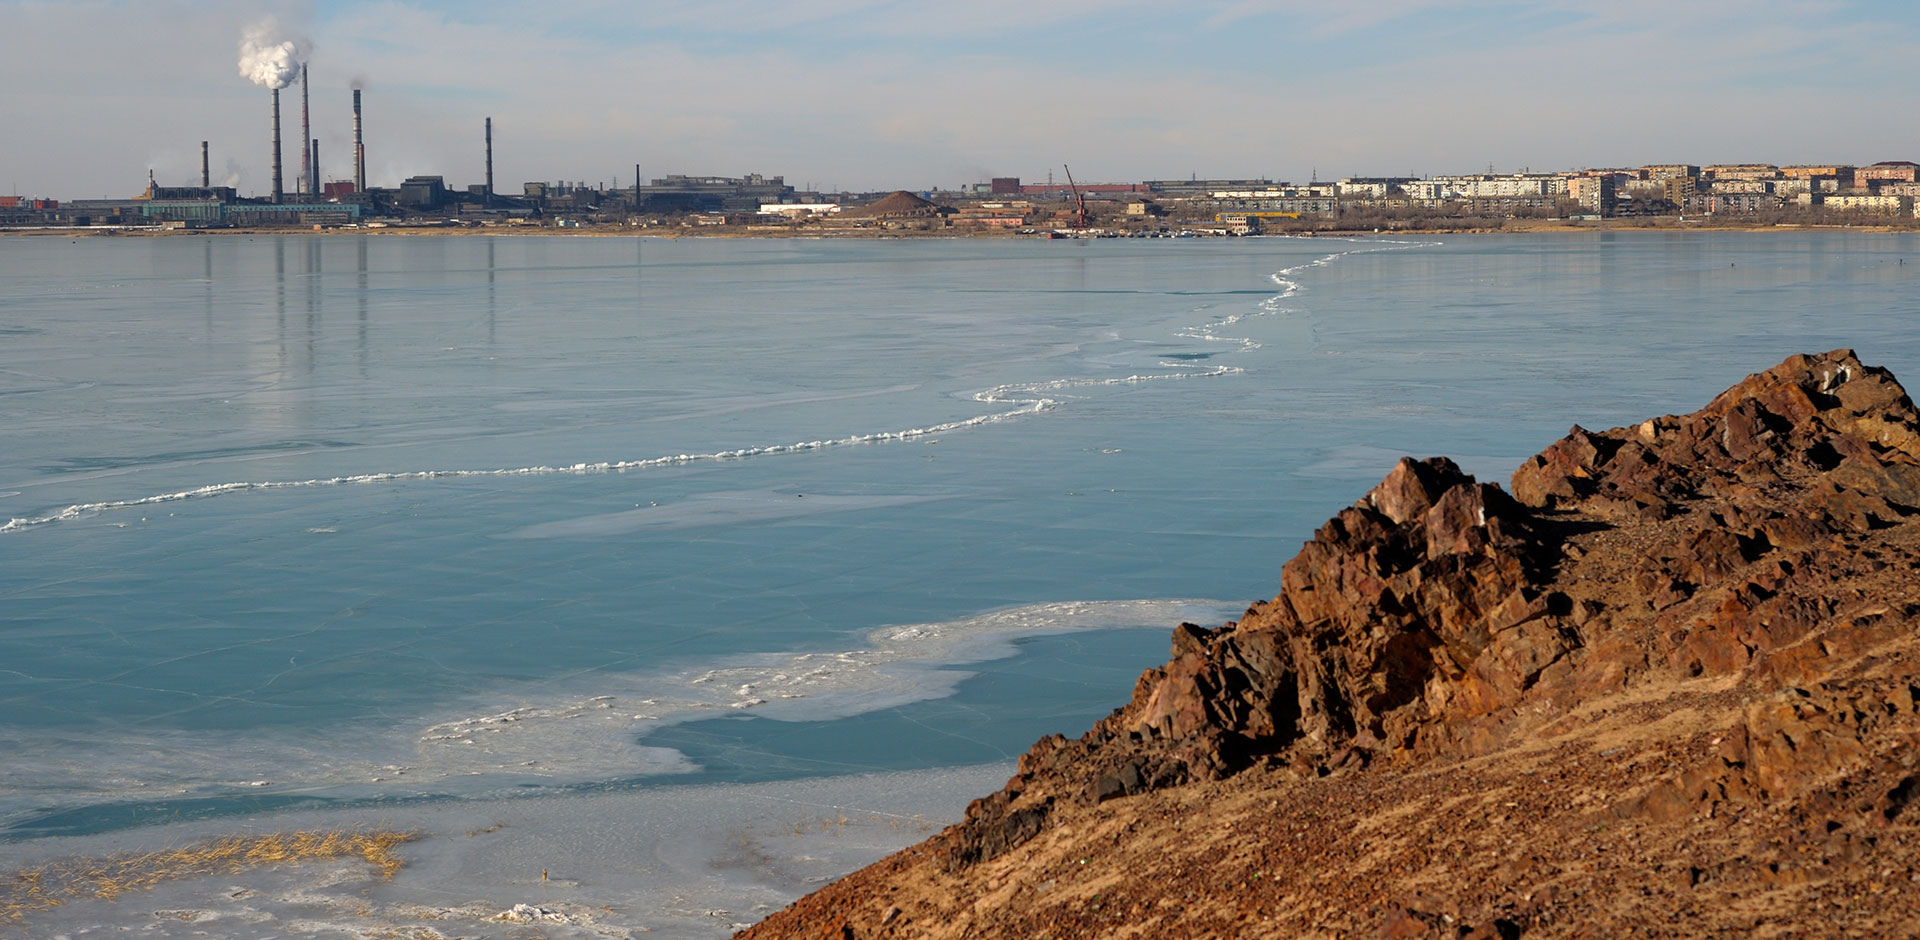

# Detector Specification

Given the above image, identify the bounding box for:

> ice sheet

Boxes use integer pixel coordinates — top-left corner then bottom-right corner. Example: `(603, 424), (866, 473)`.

(2, 763), (1014, 939)
(0, 599), (1234, 830)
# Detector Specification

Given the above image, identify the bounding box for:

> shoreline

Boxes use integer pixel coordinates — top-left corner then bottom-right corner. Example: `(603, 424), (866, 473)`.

(0, 762), (1015, 939)
(6, 217), (1920, 239)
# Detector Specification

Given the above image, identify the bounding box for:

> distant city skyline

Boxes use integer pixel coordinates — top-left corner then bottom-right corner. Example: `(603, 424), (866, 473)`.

(3, 0), (1917, 200)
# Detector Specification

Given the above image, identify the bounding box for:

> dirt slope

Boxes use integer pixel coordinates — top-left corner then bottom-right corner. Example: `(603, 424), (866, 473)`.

(739, 349), (1920, 939)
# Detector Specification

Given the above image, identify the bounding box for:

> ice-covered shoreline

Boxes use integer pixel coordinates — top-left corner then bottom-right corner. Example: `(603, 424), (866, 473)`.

(0, 599), (1236, 841)
(2, 762), (1013, 939)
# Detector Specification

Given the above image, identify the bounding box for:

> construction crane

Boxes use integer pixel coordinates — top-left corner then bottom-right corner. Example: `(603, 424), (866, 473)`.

(1063, 164), (1089, 230)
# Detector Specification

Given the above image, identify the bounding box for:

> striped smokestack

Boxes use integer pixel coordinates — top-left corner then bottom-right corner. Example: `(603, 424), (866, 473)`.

(352, 88), (364, 191)
(271, 87), (283, 204)
(301, 64), (313, 198)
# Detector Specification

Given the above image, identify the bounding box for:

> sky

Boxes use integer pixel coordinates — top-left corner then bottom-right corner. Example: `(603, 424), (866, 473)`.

(3, 0), (1917, 199)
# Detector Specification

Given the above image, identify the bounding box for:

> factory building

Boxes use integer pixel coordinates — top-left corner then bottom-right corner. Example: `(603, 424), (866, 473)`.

(134, 200), (361, 225)
(1145, 179), (1276, 196)
(398, 176), (449, 209)
(637, 174), (796, 213)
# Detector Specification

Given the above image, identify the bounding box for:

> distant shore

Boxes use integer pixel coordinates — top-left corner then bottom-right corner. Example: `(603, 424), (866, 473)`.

(6, 216), (1919, 239)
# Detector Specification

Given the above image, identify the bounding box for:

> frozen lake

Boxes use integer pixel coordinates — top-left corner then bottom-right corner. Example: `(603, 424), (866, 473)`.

(4, 230), (1918, 935)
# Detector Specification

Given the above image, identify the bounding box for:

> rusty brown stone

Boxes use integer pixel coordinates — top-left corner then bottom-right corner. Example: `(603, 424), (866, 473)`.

(738, 351), (1920, 940)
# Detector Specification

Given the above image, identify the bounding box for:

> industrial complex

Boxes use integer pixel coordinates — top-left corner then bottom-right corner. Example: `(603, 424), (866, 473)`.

(6, 60), (1920, 235)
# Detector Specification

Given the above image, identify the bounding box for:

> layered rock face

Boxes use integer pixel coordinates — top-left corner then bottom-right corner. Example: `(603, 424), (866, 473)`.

(740, 350), (1920, 939)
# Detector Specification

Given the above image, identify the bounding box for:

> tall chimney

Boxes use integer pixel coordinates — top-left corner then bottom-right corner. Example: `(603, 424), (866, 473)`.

(271, 87), (283, 205)
(201, 141), (210, 188)
(352, 89), (365, 192)
(484, 117), (494, 207)
(311, 139), (320, 197)
(300, 64), (312, 198)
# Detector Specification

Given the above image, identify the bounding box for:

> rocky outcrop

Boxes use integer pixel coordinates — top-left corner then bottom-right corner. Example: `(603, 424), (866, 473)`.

(946, 455), (1566, 866)
(1511, 351), (1920, 517)
(739, 350), (1920, 939)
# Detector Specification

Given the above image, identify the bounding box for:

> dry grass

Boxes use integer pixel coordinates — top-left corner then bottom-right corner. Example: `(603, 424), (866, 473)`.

(785, 813), (936, 836)
(1, 828), (418, 923)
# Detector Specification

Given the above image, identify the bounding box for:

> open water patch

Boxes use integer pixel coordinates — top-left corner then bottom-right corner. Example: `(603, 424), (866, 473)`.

(0, 599), (1235, 842)
(638, 627), (1173, 784)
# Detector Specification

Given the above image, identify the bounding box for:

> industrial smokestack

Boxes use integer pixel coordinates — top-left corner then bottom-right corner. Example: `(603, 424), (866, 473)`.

(202, 141), (210, 188)
(271, 88), (283, 204)
(484, 117), (493, 207)
(238, 20), (305, 205)
(300, 64), (311, 198)
(352, 88), (364, 192)
(311, 139), (320, 198)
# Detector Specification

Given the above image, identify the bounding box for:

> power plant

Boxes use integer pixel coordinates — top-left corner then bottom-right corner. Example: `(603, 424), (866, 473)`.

(20, 22), (701, 229)
(26, 36), (808, 231)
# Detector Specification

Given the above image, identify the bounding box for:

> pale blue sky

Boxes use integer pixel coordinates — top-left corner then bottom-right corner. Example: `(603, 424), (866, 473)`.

(4, 0), (1916, 198)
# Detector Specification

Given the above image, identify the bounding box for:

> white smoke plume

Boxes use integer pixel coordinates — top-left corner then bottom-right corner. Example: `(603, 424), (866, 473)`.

(237, 19), (309, 90)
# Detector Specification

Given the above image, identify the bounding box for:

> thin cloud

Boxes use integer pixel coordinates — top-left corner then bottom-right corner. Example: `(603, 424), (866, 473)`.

(1200, 0), (1458, 35)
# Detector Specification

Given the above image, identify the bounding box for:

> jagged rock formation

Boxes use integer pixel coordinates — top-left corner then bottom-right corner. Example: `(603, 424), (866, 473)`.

(738, 350), (1920, 939)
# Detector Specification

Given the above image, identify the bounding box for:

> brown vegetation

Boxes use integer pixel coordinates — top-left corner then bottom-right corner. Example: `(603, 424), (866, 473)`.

(1, 828), (417, 923)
